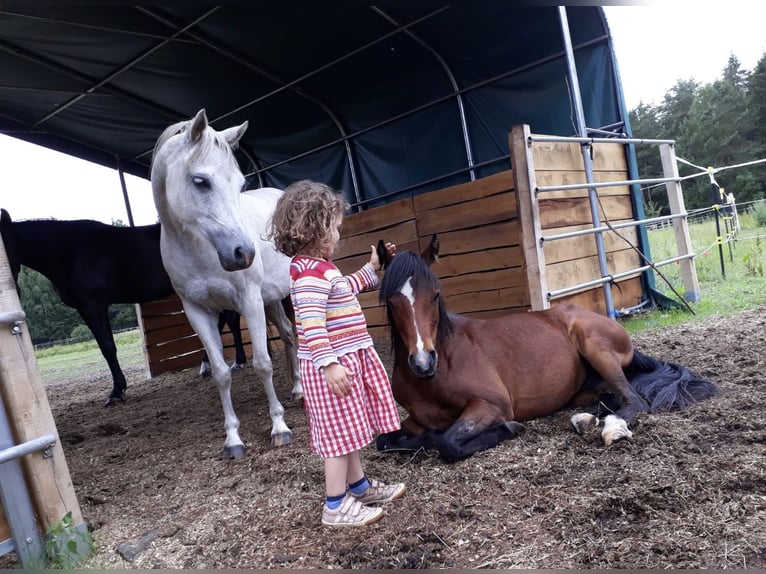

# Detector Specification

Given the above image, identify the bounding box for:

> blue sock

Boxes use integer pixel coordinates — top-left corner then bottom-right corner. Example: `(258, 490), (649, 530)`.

(348, 476), (370, 495)
(326, 493), (345, 510)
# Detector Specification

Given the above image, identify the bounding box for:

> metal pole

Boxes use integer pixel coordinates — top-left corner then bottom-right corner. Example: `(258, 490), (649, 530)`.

(709, 176), (726, 279)
(116, 156), (135, 227)
(558, 6), (616, 318)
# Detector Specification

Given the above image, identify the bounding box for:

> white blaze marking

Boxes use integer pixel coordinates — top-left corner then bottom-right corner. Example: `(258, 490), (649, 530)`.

(400, 277), (425, 353)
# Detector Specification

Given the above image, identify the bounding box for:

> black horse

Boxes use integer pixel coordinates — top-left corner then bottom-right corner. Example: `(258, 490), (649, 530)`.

(0, 208), (248, 406)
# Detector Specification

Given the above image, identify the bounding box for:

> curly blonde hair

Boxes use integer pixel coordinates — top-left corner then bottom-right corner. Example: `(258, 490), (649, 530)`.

(269, 179), (349, 257)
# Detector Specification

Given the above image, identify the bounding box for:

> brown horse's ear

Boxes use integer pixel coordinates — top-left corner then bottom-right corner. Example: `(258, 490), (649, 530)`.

(189, 109), (208, 143)
(376, 239), (392, 269)
(421, 233), (439, 265)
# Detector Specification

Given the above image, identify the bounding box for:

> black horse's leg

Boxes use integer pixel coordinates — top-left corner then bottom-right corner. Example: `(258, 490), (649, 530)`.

(77, 304), (126, 407)
(224, 310), (246, 369)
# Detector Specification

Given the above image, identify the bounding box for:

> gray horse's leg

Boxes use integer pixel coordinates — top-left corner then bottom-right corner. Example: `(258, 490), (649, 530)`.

(184, 303), (246, 459)
(247, 301), (292, 446)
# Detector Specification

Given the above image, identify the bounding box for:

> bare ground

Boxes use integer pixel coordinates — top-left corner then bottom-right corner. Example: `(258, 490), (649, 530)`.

(4, 306), (766, 569)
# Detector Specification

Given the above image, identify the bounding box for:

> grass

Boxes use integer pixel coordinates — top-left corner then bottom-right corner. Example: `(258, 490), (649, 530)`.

(621, 209), (766, 333)
(35, 329), (145, 385)
(32, 211), (766, 377)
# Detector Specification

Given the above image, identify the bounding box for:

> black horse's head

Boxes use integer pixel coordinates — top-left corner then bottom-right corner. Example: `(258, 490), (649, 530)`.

(379, 234), (452, 378)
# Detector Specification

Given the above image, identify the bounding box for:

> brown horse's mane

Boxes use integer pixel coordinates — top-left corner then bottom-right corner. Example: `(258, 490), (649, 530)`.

(379, 250), (453, 364)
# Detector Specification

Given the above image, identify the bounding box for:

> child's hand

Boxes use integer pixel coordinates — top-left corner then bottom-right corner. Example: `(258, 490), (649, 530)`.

(323, 362), (352, 397)
(370, 242), (396, 271)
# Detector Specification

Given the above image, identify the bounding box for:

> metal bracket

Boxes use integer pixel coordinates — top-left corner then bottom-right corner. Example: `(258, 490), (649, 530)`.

(0, 310), (26, 335)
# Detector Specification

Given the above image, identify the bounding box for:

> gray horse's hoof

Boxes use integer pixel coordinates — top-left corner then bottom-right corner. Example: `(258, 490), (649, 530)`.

(290, 392), (304, 402)
(230, 362), (245, 371)
(220, 444), (246, 460)
(271, 431), (293, 447)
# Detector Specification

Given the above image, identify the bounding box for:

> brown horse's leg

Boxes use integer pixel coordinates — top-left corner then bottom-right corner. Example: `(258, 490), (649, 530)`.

(567, 312), (649, 446)
(433, 399), (523, 463)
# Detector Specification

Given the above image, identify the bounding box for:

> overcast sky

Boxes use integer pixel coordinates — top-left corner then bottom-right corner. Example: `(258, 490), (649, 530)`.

(1, 4), (765, 226)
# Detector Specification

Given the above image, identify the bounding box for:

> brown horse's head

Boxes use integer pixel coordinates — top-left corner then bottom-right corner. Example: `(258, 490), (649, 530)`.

(380, 234), (452, 378)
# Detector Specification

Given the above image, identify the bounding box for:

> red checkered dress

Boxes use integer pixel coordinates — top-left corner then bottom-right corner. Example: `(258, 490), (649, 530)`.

(290, 256), (401, 458)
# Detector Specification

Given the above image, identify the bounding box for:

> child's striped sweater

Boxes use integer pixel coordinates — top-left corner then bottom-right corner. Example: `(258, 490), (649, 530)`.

(289, 255), (378, 370)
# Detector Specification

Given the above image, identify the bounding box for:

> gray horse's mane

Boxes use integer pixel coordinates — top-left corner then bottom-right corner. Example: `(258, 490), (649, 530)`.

(151, 118), (237, 171)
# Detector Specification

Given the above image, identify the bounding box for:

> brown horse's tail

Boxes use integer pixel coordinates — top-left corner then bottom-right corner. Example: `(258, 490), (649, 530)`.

(626, 349), (717, 412)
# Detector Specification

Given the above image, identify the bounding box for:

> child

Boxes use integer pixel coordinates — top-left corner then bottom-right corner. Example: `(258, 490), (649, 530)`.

(269, 179), (405, 527)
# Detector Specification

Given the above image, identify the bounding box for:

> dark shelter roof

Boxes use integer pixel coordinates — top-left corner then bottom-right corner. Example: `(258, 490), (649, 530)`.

(0, 5), (630, 210)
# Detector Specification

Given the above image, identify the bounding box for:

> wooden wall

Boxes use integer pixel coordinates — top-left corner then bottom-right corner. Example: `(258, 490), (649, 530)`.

(139, 169), (524, 375)
(140, 125), (650, 375)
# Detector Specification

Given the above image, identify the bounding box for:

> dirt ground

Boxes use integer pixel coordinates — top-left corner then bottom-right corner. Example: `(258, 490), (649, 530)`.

(3, 305), (766, 569)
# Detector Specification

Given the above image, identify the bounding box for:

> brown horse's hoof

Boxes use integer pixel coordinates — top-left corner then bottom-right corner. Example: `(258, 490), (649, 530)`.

(601, 414), (633, 446)
(271, 431), (293, 447)
(570, 413), (599, 435)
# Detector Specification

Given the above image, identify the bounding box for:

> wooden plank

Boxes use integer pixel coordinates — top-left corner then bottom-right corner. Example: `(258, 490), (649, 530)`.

(144, 321), (197, 347)
(416, 193), (517, 236)
(535, 170), (630, 200)
(412, 169), (515, 212)
(335, 220), (417, 260)
(150, 350), (205, 375)
(148, 336), (203, 363)
(444, 285), (529, 314)
(531, 141), (628, 171)
(465, 306), (530, 320)
(538, 195), (634, 229)
(552, 276), (643, 316)
(510, 124), (548, 311)
(0, 240), (84, 534)
(440, 267), (528, 297)
(340, 197), (415, 237)
(431, 246), (524, 279)
(140, 297), (184, 317)
(546, 248), (643, 295)
(433, 221), (521, 255)
(542, 223), (639, 265)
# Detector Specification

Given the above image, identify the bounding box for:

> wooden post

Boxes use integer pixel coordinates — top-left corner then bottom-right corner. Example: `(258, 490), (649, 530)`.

(510, 124), (549, 310)
(659, 143), (700, 302)
(0, 238), (87, 548)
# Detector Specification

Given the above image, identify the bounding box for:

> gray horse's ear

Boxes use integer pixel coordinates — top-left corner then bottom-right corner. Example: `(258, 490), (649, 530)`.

(189, 109), (208, 143)
(422, 233), (439, 265)
(221, 121), (248, 150)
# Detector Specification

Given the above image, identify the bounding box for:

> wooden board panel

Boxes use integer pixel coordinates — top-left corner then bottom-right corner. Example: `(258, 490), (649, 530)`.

(339, 197), (414, 237)
(432, 246), (523, 279)
(140, 297), (185, 317)
(444, 285), (529, 314)
(552, 276), (644, 315)
(416, 193), (517, 236)
(532, 141), (628, 172)
(546, 248), (643, 295)
(0, 503), (9, 546)
(538, 195), (634, 229)
(150, 349), (205, 375)
(535, 170), (630, 200)
(413, 169), (515, 211)
(542, 223), (639, 265)
(440, 267), (528, 297)
(335, 220), (417, 260)
(428, 220), (520, 255)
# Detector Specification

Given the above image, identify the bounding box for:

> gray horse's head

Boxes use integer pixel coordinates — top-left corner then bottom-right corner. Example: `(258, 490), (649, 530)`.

(151, 109), (255, 271)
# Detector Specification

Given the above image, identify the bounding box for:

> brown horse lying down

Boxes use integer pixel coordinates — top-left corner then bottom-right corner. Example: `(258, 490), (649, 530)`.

(375, 235), (717, 462)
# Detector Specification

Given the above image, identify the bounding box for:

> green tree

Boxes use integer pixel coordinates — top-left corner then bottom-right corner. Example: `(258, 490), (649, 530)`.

(18, 268), (84, 344)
